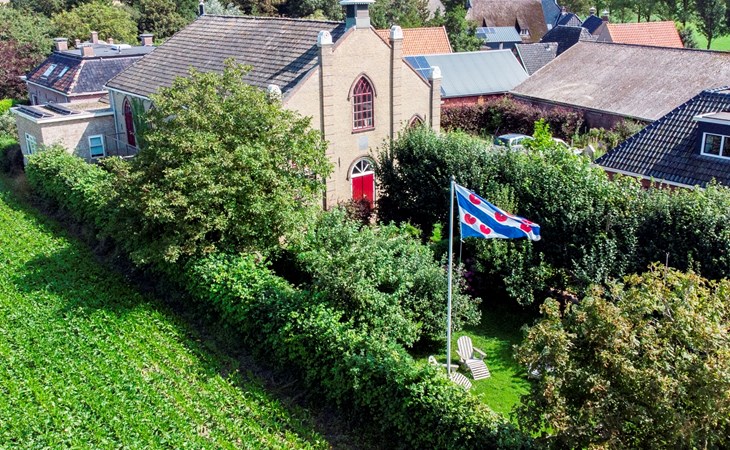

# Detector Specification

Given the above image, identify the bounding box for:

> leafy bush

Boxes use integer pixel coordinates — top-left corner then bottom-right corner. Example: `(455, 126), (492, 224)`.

(0, 111), (18, 138)
(184, 253), (531, 450)
(516, 266), (730, 449)
(0, 99), (13, 115)
(441, 96), (583, 140)
(0, 136), (22, 175)
(25, 147), (117, 229)
(291, 208), (481, 346)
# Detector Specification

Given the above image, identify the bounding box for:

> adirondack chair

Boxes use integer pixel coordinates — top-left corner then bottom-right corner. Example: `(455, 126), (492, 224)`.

(449, 371), (472, 390)
(456, 336), (491, 380)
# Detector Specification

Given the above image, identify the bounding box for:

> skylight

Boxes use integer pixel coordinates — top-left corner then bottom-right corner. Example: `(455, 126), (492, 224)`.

(41, 64), (57, 78)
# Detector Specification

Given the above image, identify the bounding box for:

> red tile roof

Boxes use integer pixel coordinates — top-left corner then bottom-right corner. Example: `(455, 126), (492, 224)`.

(375, 27), (452, 55)
(603, 21), (683, 48)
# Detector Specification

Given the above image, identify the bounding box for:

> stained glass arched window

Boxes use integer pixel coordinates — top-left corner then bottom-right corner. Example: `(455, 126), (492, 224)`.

(352, 77), (374, 131)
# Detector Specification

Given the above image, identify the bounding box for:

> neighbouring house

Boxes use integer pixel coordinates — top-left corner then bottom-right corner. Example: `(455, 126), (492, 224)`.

(105, 1), (441, 209)
(594, 20), (683, 48)
(581, 8), (604, 34)
(597, 87), (730, 188)
(510, 41), (730, 129)
(467, 0), (549, 43)
(541, 0), (562, 31)
(476, 26), (522, 50)
(374, 26), (452, 55)
(12, 33), (155, 163)
(539, 24), (594, 55)
(554, 9), (581, 27)
(405, 50), (528, 107)
(514, 42), (558, 74)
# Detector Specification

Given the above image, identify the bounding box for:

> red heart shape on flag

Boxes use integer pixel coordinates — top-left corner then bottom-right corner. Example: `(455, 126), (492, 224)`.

(495, 212), (508, 222)
(480, 224), (491, 235)
(521, 219), (533, 225)
(520, 223), (532, 233)
(464, 214), (477, 225)
(469, 194), (481, 205)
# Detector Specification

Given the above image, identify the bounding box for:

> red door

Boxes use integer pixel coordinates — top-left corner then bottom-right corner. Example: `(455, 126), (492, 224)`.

(123, 99), (136, 147)
(351, 159), (374, 209)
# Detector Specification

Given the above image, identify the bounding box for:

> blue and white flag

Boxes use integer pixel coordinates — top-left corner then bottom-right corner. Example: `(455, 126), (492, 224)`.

(455, 183), (540, 241)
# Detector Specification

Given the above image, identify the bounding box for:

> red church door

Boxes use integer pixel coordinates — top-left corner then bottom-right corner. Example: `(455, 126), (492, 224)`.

(351, 159), (374, 208)
(123, 98), (136, 148)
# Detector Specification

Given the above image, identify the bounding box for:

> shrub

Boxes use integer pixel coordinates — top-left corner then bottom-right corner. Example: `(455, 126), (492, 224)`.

(25, 147), (117, 230)
(0, 136), (22, 175)
(0, 111), (17, 138)
(0, 99), (13, 115)
(184, 253), (531, 450)
(291, 208), (481, 346)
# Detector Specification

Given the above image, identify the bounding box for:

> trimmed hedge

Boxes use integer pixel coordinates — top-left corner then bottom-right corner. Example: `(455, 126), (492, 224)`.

(0, 136), (22, 175)
(441, 96), (583, 139)
(24, 146), (533, 449)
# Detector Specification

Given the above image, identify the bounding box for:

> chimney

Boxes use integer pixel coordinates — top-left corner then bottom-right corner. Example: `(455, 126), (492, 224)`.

(74, 39), (81, 48)
(601, 10), (609, 22)
(90, 31), (98, 44)
(317, 30), (336, 208)
(107, 37), (114, 44)
(139, 33), (154, 46)
(80, 43), (94, 57)
(428, 66), (441, 130)
(340, 0), (375, 30)
(560, 5), (567, 14)
(198, 0), (205, 16)
(53, 38), (68, 52)
(389, 25), (403, 141)
(589, 6), (596, 15)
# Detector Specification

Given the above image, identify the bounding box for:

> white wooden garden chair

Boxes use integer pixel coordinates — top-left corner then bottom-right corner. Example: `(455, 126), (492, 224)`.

(428, 355), (458, 371)
(456, 336), (491, 380)
(449, 371), (472, 390)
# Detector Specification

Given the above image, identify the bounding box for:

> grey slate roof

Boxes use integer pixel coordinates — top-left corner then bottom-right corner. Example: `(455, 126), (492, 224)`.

(597, 87), (730, 187)
(541, 0), (561, 30)
(405, 50), (528, 98)
(555, 12), (582, 27)
(26, 49), (150, 95)
(539, 25), (593, 55)
(106, 15), (346, 98)
(582, 15), (603, 34)
(476, 26), (522, 43)
(514, 42), (558, 75)
(511, 41), (730, 122)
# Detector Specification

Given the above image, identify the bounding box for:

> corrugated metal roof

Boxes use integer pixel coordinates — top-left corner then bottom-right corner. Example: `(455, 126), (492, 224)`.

(405, 50), (528, 98)
(476, 26), (521, 43)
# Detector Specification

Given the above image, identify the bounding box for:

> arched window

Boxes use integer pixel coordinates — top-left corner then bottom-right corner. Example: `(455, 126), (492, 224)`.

(351, 158), (375, 209)
(123, 98), (136, 148)
(408, 114), (424, 129)
(352, 77), (374, 131)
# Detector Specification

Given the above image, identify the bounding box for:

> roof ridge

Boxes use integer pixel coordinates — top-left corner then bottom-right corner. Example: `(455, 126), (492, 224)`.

(579, 40), (730, 54)
(201, 14), (342, 25)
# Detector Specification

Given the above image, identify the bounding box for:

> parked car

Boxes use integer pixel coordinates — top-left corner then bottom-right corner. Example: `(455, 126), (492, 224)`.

(494, 133), (532, 149)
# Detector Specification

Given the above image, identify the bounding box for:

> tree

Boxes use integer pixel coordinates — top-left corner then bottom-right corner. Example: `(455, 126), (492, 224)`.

(694, 0), (726, 48)
(0, 40), (37, 99)
(51, 2), (138, 45)
(116, 61), (332, 266)
(0, 7), (53, 99)
(370, 0), (430, 28)
(516, 265), (730, 449)
(135, 0), (189, 39)
(438, 3), (481, 52)
(203, 0), (244, 15)
(10, 0), (66, 16)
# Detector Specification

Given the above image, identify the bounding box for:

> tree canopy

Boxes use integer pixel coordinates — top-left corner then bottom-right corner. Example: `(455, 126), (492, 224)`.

(51, 1), (139, 45)
(516, 265), (730, 448)
(116, 61), (332, 266)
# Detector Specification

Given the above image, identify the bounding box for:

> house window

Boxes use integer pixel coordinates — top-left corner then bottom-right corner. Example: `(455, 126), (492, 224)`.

(88, 135), (105, 158)
(352, 77), (374, 131)
(25, 133), (37, 154)
(123, 98), (137, 148)
(701, 133), (730, 158)
(408, 114), (424, 129)
(351, 158), (375, 210)
(31, 94), (38, 105)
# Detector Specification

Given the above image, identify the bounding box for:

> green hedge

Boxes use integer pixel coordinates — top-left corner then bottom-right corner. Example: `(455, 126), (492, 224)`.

(184, 254), (531, 450)
(24, 141), (533, 449)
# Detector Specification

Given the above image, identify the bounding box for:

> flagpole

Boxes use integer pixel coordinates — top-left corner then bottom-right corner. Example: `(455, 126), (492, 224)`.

(446, 175), (455, 375)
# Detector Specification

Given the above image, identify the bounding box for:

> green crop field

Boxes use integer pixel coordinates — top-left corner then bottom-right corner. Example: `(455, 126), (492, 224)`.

(0, 178), (327, 449)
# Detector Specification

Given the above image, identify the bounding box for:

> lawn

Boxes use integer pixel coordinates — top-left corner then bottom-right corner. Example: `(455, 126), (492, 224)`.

(0, 178), (328, 449)
(423, 303), (532, 421)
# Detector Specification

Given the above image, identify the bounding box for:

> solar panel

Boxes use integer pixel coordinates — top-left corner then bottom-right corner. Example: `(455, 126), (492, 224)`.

(17, 106), (53, 119)
(44, 103), (79, 115)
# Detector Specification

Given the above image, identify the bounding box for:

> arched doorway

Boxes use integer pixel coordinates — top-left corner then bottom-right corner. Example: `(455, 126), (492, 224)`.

(123, 98), (136, 148)
(351, 158), (375, 209)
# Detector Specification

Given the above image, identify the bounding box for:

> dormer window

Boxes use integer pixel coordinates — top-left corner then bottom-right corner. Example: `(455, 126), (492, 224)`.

(694, 112), (730, 159)
(519, 28), (530, 37)
(41, 64), (57, 78)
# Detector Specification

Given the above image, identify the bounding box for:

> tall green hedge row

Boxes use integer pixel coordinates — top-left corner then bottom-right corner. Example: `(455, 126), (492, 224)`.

(24, 145), (532, 449)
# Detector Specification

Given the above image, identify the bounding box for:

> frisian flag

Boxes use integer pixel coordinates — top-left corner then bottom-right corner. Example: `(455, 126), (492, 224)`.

(454, 183), (540, 241)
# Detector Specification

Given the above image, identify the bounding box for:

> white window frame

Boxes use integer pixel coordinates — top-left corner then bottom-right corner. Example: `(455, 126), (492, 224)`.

(25, 133), (37, 155)
(88, 134), (106, 158)
(700, 132), (730, 159)
(41, 64), (57, 78)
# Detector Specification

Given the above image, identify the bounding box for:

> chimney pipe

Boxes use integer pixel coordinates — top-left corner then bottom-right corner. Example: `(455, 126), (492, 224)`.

(601, 10), (609, 22)
(90, 31), (98, 44)
(139, 33), (154, 46)
(340, 0), (375, 30)
(589, 6), (596, 15)
(53, 38), (68, 52)
(107, 37), (114, 44)
(199, 0), (205, 16)
(74, 39), (81, 48)
(80, 43), (94, 57)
